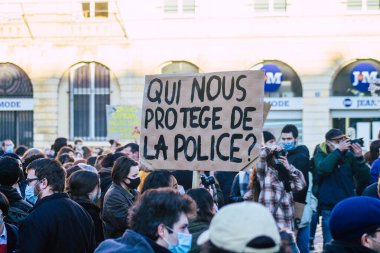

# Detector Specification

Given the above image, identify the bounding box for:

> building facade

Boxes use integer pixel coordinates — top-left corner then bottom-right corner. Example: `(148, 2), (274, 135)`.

(0, 0), (379, 151)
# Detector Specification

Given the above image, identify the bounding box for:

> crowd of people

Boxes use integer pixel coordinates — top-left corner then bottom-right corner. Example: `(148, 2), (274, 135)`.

(0, 124), (379, 253)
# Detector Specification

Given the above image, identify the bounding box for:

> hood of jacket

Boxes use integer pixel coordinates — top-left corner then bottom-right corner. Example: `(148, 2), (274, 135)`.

(325, 240), (377, 253)
(95, 229), (154, 253)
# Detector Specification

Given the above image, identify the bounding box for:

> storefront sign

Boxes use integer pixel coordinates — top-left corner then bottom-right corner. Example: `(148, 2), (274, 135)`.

(261, 64), (283, 92)
(330, 97), (380, 109)
(0, 98), (33, 111)
(351, 63), (379, 92)
(264, 97), (303, 110)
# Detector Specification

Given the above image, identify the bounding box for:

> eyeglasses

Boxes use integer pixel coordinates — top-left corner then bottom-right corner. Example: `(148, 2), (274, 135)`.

(25, 178), (40, 185)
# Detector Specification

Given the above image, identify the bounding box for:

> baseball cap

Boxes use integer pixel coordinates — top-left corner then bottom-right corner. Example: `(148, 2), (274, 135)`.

(197, 202), (280, 253)
(325, 128), (347, 141)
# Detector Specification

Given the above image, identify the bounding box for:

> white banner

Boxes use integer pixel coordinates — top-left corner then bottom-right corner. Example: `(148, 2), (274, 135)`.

(330, 97), (380, 110)
(0, 98), (34, 111)
(264, 97), (303, 110)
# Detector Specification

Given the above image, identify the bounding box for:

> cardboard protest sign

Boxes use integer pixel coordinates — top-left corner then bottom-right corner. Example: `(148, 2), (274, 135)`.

(106, 105), (141, 142)
(140, 70), (265, 171)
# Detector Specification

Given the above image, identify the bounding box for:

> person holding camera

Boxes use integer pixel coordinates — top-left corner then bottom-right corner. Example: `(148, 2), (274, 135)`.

(256, 144), (306, 232)
(313, 128), (370, 247)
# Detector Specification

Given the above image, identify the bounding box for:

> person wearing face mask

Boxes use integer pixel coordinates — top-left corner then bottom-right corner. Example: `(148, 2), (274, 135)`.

(1, 140), (14, 155)
(95, 188), (196, 253)
(19, 158), (96, 253)
(102, 156), (140, 239)
(0, 156), (32, 226)
(67, 170), (104, 245)
(279, 124), (310, 253)
(314, 128), (370, 247)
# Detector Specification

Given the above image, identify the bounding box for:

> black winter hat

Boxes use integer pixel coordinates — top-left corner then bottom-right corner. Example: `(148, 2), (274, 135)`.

(263, 131), (275, 143)
(325, 128), (347, 141)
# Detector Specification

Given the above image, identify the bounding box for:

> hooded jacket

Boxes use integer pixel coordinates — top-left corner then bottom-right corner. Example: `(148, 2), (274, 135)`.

(314, 143), (370, 210)
(95, 229), (170, 253)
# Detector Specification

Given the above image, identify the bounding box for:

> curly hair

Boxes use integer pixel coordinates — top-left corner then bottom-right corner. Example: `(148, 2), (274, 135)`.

(128, 188), (196, 241)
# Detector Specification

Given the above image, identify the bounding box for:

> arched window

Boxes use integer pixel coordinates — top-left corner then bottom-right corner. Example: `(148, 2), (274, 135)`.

(332, 59), (380, 96)
(69, 62), (110, 140)
(160, 61), (199, 74)
(252, 60), (302, 98)
(0, 63), (33, 147)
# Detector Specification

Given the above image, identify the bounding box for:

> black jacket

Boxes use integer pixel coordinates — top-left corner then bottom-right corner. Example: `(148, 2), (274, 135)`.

(99, 167), (112, 207)
(0, 185), (33, 226)
(18, 193), (96, 253)
(287, 145), (310, 204)
(214, 171), (238, 206)
(5, 223), (18, 253)
(325, 240), (377, 253)
(74, 198), (104, 246)
(102, 184), (137, 239)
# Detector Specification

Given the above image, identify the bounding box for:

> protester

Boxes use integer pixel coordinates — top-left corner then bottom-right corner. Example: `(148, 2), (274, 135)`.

(229, 168), (252, 203)
(14, 145), (28, 157)
(18, 158), (96, 253)
(95, 188), (195, 253)
(0, 192), (19, 253)
(140, 170), (178, 194)
(256, 145), (306, 231)
(279, 124), (310, 252)
(102, 156), (139, 239)
(0, 156), (32, 226)
(67, 170), (104, 245)
(51, 137), (68, 158)
(314, 128), (370, 245)
(369, 140), (380, 183)
(325, 196), (380, 253)
(197, 202), (281, 253)
(1, 140), (14, 155)
(187, 188), (215, 253)
(98, 152), (126, 206)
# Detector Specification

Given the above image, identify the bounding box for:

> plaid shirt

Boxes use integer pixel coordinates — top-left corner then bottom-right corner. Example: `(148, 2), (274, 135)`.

(256, 159), (306, 231)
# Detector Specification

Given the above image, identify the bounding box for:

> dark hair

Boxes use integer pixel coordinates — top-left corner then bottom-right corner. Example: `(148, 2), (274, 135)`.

(281, 124), (298, 139)
(74, 139), (83, 145)
(115, 146), (125, 153)
(53, 137), (68, 155)
(23, 154), (46, 174)
(57, 146), (75, 158)
(82, 146), (92, 159)
(2, 152), (21, 162)
(101, 153), (125, 168)
(67, 170), (99, 200)
(87, 156), (97, 167)
(57, 154), (74, 165)
(0, 156), (21, 186)
(14, 145), (28, 157)
(129, 188), (196, 241)
(66, 165), (83, 178)
(28, 158), (66, 192)
(186, 188), (214, 223)
(95, 154), (106, 171)
(0, 192), (10, 216)
(111, 157), (138, 185)
(369, 140), (380, 165)
(141, 170), (173, 194)
(124, 143), (139, 153)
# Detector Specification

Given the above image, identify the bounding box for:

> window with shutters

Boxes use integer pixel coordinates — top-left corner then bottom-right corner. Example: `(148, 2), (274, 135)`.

(164, 0), (195, 15)
(253, 0), (287, 13)
(347, 0), (380, 11)
(69, 62), (110, 141)
(82, 1), (108, 18)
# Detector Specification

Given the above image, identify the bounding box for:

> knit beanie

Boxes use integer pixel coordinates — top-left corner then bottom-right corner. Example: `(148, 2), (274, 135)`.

(330, 196), (380, 243)
(263, 131), (275, 143)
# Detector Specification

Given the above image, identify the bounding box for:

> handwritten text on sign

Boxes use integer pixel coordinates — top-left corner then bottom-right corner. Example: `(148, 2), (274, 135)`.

(140, 70), (264, 171)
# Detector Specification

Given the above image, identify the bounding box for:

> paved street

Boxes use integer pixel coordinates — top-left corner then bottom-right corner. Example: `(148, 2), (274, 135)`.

(311, 219), (323, 253)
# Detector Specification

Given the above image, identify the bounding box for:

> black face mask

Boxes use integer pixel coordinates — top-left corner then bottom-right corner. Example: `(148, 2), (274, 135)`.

(126, 177), (140, 190)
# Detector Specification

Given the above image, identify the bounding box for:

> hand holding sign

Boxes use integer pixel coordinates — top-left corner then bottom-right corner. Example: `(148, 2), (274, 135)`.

(140, 70), (265, 171)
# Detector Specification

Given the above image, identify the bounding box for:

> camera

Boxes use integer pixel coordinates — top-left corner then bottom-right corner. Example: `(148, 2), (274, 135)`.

(200, 175), (216, 188)
(348, 138), (364, 147)
(273, 149), (288, 159)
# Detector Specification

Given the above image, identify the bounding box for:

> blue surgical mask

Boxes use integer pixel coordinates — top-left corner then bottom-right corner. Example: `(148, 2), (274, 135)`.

(164, 227), (192, 253)
(5, 145), (13, 153)
(25, 185), (38, 204)
(282, 142), (295, 151)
